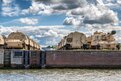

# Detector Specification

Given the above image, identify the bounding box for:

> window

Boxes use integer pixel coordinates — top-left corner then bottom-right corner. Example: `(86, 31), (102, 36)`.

(67, 38), (72, 43)
(14, 51), (23, 57)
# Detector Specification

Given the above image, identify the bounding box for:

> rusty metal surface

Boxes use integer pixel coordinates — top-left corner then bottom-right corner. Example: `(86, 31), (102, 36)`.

(29, 51), (40, 66)
(45, 51), (121, 67)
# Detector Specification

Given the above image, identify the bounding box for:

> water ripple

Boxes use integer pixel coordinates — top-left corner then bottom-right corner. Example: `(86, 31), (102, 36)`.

(0, 69), (120, 81)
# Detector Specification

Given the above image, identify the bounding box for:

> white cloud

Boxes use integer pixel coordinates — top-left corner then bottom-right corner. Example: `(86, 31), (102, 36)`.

(34, 0), (87, 9)
(63, 17), (82, 26)
(64, 3), (119, 30)
(117, 0), (121, 5)
(19, 17), (38, 25)
(1, 0), (21, 17)
(21, 0), (88, 15)
(45, 38), (58, 46)
(1, 0), (120, 22)
(21, 2), (54, 15)
(2, 0), (13, 5)
(44, 30), (58, 37)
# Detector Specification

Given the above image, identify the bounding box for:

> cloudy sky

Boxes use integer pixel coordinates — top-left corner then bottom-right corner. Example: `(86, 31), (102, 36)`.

(0, 0), (121, 46)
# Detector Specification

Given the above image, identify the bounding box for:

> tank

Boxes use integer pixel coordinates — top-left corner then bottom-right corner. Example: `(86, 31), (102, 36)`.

(58, 32), (87, 50)
(58, 31), (117, 50)
(6, 31), (40, 50)
(89, 31), (116, 49)
(0, 35), (6, 49)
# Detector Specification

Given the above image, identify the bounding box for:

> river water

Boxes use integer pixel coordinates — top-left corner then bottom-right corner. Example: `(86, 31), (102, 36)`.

(0, 69), (121, 81)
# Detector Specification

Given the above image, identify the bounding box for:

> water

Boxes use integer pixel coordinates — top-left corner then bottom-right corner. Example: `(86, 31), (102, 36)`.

(0, 69), (121, 81)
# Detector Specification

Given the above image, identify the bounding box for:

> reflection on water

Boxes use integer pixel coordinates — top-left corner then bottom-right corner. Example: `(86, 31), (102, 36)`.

(0, 69), (121, 81)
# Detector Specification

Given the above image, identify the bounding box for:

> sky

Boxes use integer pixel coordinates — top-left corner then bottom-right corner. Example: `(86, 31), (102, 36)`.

(0, 0), (121, 46)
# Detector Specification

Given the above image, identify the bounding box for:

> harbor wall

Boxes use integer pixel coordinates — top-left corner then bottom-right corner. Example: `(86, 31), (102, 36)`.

(45, 51), (121, 68)
(1, 50), (121, 69)
(29, 51), (41, 68)
(0, 49), (4, 67)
